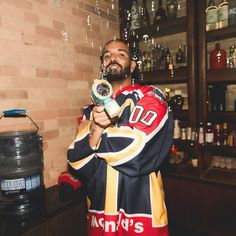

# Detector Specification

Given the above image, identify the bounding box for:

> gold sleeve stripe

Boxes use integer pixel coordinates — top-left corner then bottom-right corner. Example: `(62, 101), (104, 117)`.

(68, 154), (94, 170)
(68, 121), (91, 149)
(98, 127), (145, 166)
(149, 172), (168, 227)
(118, 98), (135, 116)
(104, 165), (119, 214)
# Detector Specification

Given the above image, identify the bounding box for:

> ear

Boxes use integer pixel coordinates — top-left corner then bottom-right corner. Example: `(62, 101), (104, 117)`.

(130, 60), (136, 73)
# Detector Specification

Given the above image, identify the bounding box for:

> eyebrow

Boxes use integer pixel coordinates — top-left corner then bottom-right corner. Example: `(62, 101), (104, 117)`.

(103, 48), (129, 55)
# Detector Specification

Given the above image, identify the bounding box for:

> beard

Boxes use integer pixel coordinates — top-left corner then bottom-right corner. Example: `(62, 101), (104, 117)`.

(104, 61), (131, 83)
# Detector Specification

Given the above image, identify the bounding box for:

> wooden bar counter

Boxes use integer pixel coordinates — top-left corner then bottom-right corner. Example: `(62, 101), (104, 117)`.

(0, 185), (87, 236)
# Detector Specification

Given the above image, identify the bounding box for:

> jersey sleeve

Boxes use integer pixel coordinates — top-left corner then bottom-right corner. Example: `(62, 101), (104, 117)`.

(96, 92), (173, 177)
(67, 106), (100, 181)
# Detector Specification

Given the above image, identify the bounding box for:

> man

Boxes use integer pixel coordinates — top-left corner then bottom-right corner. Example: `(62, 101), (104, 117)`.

(67, 39), (173, 236)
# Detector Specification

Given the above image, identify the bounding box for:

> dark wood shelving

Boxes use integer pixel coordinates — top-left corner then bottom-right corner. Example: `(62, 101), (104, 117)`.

(138, 67), (188, 85)
(208, 111), (236, 122)
(202, 167), (236, 186)
(207, 68), (236, 83)
(203, 144), (236, 156)
(162, 163), (200, 178)
(134, 16), (186, 40)
(206, 25), (236, 42)
(173, 110), (189, 121)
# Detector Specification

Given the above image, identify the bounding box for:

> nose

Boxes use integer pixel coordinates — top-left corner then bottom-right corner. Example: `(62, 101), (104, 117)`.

(110, 53), (118, 62)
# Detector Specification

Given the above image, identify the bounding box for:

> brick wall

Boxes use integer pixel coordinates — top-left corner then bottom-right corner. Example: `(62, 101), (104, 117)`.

(0, 0), (119, 187)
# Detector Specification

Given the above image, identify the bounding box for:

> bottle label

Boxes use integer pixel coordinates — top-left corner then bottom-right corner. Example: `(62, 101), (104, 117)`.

(205, 133), (214, 143)
(219, 5), (228, 21)
(206, 8), (218, 24)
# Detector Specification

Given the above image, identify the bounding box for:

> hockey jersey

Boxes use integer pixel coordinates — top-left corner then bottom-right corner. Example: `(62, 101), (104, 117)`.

(68, 84), (173, 236)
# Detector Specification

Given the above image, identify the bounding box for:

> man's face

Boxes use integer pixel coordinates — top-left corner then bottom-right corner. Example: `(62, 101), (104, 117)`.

(101, 41), (132, 82)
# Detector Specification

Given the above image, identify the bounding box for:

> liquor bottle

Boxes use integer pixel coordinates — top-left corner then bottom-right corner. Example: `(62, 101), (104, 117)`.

(130, 0), (140, 31)
(206, 0), (218, 31)
(152, 43), (164, 71)
(222, 122), (228, 145)
(205, 122), (214, 144)
(170, 90), (184, 112)
(175, 44), (186, 68)
(164, 88), (171, 103)
(228, 45), (235, 68)
(198, 123), (205, 144)
(218, 0), (228, 29)
(153, 0), (167, 24)
(140, 0), (150, 28)
(166, 0), (178, 20)
(169, 56), (174, 78)
(173, 119), (181, 139)
(165, 47), (171, 70)
(209, 43), (227, 69)
(214, 124), (222, 146)
(228, 0), (236, 26)
(146, 52), (152, 71)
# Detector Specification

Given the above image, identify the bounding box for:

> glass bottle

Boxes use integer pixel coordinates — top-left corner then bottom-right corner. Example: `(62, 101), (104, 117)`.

(205, 122), (214, 144)
(169, 56), (174, 78)
(153, 0), (167, 24)
(218, 0), (228, 29)
(209, 43), (227, 69)
(222, 122), (228, 145)
(228, 0), (236, 26)
(166, 0), (178, 20)
(198, 123), (205, 144)
(175, 44), (186, 68)
(140, 0), (150, 28)
(130, 0), (140, 31)
(152, 43), (164, 71)
(214, 124), (222, 146)
(170, 90), (184, 112)
(206, 0), (218, 31)
(165, 47), (171, 70)
(173, 119), (181, 139)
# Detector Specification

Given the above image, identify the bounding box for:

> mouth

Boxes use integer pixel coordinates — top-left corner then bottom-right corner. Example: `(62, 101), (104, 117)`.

(107, 62), (122, 69)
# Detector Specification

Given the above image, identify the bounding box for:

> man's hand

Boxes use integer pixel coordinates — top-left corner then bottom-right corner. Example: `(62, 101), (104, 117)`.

(89, 106), (112, 149)
(92, 106), (112, 129)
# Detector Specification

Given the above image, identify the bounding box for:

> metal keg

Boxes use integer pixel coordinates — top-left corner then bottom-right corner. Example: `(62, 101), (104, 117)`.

(0, 109), (45, 216)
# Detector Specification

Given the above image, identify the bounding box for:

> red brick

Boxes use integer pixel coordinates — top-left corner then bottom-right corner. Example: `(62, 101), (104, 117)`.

(30, 110), (58, 120)
(0, 89), (28, 99)
(74, 63), (93, 73)
(62, 71), (75, 80)
(36, 68), (49, 77)
(50, 70), (62, 79)
(58, 108), (80, 117)
(35, 25), (62, 40)
(35, 0), (47, 4)
(71, 7), (87, 18)
(24, 12), (39, 24)
(3, 65), (20, 76)
(52, 20), (65, 30)
(1, 0), (33, 11)
(42, 129), (59, 140)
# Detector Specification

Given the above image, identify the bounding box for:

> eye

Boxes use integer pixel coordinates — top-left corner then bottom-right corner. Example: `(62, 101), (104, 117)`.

(103, 52), (111, 60)
(119, 52), (127, 58)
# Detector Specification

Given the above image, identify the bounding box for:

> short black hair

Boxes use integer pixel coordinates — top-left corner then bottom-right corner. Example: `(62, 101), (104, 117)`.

(100, 38), (132, 63)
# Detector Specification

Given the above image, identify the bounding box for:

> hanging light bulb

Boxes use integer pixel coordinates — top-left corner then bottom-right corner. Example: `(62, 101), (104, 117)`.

(87, 14), (92, 30)
(111, 0), (115, 10)
(95, 0), (101, 17)
(106, 8), (110, 29)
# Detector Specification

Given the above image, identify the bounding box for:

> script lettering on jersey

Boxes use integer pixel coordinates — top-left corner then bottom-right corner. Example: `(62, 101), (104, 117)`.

(90, 215), (144, 233)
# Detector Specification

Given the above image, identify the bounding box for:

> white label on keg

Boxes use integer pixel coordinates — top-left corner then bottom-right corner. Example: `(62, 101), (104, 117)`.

(25, 175), (41, 192)
(1, 178), (25, 191)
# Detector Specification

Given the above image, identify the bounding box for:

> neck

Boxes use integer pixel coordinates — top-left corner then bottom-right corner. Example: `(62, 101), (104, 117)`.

(111, 77), (131, 95)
